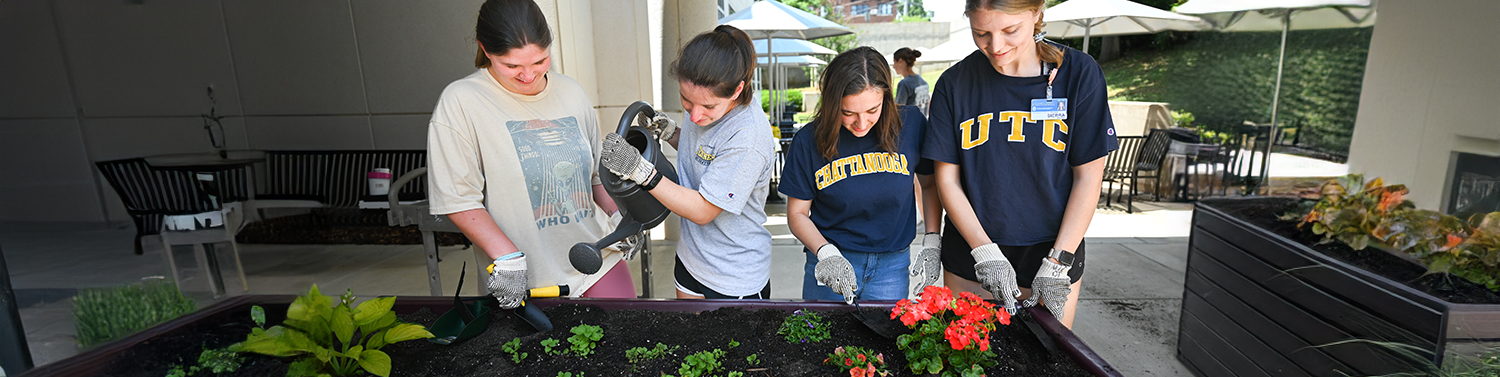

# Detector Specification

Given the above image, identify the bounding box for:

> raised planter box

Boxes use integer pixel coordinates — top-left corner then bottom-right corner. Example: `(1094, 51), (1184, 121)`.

(1179, 197), (1500, 377)
(23, 295), (1119, 376)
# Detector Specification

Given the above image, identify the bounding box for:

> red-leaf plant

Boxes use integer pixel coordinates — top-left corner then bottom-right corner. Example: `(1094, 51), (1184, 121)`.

(891, 285), (1010, 376)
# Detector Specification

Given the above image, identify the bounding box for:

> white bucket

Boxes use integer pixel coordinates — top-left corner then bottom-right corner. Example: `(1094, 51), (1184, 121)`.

(368, 168), (392, 196)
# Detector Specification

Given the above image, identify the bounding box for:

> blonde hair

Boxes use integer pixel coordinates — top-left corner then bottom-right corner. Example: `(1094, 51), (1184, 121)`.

(965, 0), (1064, 67)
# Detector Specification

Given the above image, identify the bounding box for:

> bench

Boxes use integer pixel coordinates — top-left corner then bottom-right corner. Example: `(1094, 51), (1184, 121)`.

(250, 150), (428, 218)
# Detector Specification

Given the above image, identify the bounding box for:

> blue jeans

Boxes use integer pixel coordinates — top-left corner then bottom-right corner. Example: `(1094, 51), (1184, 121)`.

(802, 249), (910, 301)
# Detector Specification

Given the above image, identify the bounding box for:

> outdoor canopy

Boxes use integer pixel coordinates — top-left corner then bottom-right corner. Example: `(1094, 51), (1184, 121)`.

(1042, 0), (1210, 54)
(752, 38), (836, 57)
(720, 0), (852, 118)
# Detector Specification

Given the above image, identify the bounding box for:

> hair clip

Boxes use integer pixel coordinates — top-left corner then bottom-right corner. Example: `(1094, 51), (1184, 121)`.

(1033, 31), (1048, 43)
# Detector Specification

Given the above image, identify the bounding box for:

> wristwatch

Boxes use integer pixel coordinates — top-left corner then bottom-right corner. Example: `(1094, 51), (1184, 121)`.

(1047, 248), (1076, 267)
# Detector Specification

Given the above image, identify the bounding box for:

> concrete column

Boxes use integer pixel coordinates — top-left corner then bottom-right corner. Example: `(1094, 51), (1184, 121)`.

(657, 0), (717, 241)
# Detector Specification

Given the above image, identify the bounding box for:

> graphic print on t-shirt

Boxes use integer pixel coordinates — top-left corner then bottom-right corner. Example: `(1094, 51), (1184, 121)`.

(814, 152), (911, 190)
(506, 117), (595, 230)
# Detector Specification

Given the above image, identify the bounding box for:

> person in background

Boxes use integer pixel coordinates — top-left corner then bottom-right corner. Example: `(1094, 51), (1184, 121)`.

(426, 0), (637, 310)
(924, 0), (1118, 328)
(599, 25), (776, 300)
(779, 47), (943, 303)
(892, 47), (930, 115)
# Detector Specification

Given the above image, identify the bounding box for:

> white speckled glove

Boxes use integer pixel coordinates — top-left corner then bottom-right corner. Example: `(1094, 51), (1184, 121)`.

(971, 243), (1021, 315)
(814, 244), (858, 304)
(600, 133), (662, 189)
(1025, 257), (1073, 319)
(910, 232), (943, 296)
(650, 112), (679, 142)
(485, 253), (528, 310)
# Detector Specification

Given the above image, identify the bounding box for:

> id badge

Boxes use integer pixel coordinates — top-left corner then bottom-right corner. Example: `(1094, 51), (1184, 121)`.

(1030, 98), (1067, 120)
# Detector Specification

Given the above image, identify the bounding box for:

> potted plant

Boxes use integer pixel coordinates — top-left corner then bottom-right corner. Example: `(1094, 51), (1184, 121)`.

(1179, 174), (1500, 377)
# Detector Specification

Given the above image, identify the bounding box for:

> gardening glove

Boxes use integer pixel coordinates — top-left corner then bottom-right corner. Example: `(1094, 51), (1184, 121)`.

(813, 244), (858, 304)
(614, 231), (646, 261)
(971, 243), (1022, 315)
(650, 112), (679, 142)
(1024, 257), (1073, 320)
(601, 132), (663, 189)
(910, 232), (943, 296)
(486, 252), (528, 310)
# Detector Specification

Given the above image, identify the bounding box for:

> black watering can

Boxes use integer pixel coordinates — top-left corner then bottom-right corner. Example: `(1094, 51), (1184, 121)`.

(570, 101), (678, 274)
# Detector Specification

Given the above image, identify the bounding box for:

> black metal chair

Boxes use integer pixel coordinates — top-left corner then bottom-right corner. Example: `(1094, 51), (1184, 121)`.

(96, 158), (249, 294)
(1103, 129), (1172, 213)
(1102, 135), (1144, 212)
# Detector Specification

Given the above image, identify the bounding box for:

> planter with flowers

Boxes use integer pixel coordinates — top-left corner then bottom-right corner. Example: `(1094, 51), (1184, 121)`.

(1179, 174), (1500, 377)
(24, 289), (1117, 376)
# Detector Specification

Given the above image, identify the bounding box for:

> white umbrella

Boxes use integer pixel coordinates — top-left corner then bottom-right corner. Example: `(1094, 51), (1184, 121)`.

(1043, 0), (1210, 54)
(754, 38), (837, 57)
(920, 37), (979, 64)
(757, 55), (828, 66)
(1176, 0), (1375, 190)
(721, 0), (853, 119)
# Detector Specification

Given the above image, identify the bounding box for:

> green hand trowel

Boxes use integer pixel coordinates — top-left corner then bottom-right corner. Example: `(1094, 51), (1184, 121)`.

(429, 262), (492, 345)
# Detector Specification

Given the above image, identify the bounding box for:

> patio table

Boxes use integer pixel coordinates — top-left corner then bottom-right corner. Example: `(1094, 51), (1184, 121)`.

(144, 152), (261, 296)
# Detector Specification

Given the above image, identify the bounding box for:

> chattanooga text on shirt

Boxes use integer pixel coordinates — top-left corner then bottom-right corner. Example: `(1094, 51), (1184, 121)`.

(814, 152), (911, 190)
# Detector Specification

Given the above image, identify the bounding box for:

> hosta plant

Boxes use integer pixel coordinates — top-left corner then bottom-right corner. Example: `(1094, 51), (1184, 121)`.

(230, 285), (434, 377)
(891, 285), (1009, 376)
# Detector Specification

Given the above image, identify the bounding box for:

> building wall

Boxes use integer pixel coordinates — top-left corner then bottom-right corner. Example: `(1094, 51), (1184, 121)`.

(0, 0), (661, 224)
(1346, 0), (1500, 209)
(850, 21), (950, 56)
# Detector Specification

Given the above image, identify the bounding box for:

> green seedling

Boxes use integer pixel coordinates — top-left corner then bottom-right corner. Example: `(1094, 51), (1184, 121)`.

(567, 324), (604, 356)
(676, 349), (726, 377)
(502, 337), (528, 364)
(777, 309), (832, 344)
(541, 338), (562, 355)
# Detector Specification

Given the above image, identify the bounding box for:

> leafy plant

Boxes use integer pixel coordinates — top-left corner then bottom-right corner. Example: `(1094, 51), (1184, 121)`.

(727, 339), (739, 349)
(891, 285), (1009, 376)
(1289, 174), (1500, 290)
(825, 346), (891, 377)
(555, 372), (582, 377)
(230, 285), (434, 377)
(74, 279), (196, 347)
(503, 337), (528, 364)
(745, 353), (760, 365)
(541, 338), (562, 355)
(566, 324), (604, 357)
(777, 309), (832, 344)
(675, 349), (726, 377)
(626, 343), (679, 364)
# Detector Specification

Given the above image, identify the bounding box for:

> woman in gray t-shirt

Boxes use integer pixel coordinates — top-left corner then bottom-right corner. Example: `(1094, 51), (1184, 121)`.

(599, 25), (776, 299)
(893, 47), (930, 114)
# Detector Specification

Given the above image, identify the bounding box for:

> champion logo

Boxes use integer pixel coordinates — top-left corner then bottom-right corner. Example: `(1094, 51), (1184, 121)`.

(728, 193), (735, 198)
(1107, 128), (1115, 135)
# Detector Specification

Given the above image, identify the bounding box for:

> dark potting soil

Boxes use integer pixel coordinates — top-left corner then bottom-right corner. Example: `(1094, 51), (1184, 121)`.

(236, 211), (470, 246)
(1200, 197), (1500, 304)
(100, 303), (1091, 377)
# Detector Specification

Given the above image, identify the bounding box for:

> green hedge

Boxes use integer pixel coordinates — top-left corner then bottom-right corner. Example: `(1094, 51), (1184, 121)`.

(1104, 28), (1372, 155)
(760, 89), (805, 113)
(73, 280), (196, 347)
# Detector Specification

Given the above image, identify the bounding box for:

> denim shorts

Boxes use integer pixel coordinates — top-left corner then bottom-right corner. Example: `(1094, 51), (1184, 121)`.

(801, 248), (911, 301)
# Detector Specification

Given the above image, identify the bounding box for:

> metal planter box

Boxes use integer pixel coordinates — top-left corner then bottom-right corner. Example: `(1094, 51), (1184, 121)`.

(24, 295), (1119, 376)
(1179, 198), (1500, 376)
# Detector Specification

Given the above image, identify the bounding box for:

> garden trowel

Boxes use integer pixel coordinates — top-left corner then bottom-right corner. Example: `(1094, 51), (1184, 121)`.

(482, 262), (568, 333)
(850, 295), (910, 339)
(429, 262), (491, 345)
(1001, 300), (1059, 356)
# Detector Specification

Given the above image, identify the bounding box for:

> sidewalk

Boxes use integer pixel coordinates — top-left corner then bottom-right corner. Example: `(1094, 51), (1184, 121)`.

(2, 199), (1196, 376)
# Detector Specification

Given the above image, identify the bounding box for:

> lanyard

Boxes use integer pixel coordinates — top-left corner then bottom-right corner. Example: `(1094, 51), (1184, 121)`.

(1042, 62), (1058, 99)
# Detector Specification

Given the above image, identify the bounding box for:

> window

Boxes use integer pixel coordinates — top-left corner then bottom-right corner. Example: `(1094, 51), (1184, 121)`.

(851, 4), (868, 16)
(878, 3), (892, 16)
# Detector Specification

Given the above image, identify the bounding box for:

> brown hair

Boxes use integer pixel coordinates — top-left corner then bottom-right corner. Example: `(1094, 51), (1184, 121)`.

(893, 47), (921, 66)
(473, 0), (552, 68)
(811, 47), (902, 160)
(670, 25), (757, 107)
(964, 0), (1064, 67)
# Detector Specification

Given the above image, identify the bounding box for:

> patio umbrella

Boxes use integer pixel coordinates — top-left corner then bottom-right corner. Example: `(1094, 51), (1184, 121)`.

(757, 55), (828, 66)
(1042, 0), (1210, 55)
(753, 38), (837, 57)
(721, 0), (852, 118)
(919, 37), (978, 65)
(1176, 0), (1375, 186)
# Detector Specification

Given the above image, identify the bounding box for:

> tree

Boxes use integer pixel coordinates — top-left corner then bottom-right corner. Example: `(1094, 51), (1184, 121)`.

(780, 0), (857, 54)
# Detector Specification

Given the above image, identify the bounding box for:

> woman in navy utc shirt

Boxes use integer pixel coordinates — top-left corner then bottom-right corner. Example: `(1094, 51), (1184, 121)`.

(925, 0), (1117, 328)
(780, 47), (942, 303)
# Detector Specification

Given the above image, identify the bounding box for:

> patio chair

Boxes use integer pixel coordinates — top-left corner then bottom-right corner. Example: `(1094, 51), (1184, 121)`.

(1102, 135), (1145, 212)
(1130, 128), (1173, 203)
(95, 158), (249, 295)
